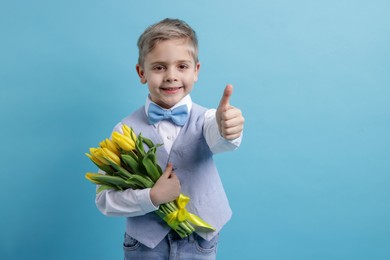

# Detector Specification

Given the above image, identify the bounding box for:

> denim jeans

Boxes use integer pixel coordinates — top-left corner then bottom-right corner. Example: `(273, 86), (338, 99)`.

(123, 230), (218, 260)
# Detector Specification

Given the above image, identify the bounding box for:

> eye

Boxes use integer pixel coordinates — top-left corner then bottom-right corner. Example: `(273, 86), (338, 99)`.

(178, 64), (189, 70)
(153, 65), (166, 71)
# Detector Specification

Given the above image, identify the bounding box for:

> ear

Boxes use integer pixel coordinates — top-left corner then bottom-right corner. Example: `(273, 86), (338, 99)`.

(194, 62), (200, 82)
(136, 64), (147, 84)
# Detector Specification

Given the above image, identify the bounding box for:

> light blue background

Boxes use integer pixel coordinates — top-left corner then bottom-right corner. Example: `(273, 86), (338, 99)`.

(1, 0), (389, 259)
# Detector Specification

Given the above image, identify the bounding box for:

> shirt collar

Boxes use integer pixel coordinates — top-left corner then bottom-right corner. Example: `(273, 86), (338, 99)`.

(145, 94), (192, 121)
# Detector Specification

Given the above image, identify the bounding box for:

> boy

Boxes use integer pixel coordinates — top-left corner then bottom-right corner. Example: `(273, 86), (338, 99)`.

(95, 18), (245, 259)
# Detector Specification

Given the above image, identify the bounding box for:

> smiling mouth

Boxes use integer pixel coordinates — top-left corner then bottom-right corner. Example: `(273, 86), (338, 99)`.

(160, 86), (183, 94)
(160, 86), (183, 91)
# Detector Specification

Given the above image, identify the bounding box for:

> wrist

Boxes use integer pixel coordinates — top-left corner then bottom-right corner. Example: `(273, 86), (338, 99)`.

(149, 187), (160, 207)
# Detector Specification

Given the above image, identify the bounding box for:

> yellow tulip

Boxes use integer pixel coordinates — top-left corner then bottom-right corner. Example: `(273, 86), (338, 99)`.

(89, 147), (110, 165)
(85, 152), (105, 166)
(101, 147), (121, 165)
(85, 172), (98, 183)
(122, 124), (130, 136)
(122, 125), (137, 141)
(100, 138), (120, 155)
(86, 148), (107, 166)
(112, 132), (135, 151)
(88, 147), (121, 165)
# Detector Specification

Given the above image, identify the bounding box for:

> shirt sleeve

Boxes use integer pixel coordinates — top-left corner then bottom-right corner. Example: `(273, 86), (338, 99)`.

(94, 122), (158, 217)
(203, 109), (243, 154)
(95, 186), (158, 217)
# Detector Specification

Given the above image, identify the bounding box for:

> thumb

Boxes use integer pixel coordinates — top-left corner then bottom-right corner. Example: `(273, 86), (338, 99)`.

(162, 163), (174, 177)
(218, 84), (233, 110)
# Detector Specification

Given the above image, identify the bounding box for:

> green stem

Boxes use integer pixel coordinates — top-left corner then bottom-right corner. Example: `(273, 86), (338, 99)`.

(157, 203), (195, 237)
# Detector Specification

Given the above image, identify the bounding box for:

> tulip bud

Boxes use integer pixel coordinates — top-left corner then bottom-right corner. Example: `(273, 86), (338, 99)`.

(122, 125), (137, 142)
(90, 147), (110, 165)
(100, 138), (120, 155)
(122, 124), (130, 137)
(85, 173), (99, 184)
(101, 147), (121, 165)
(86, 148), (107, 166)
(112, 132), (136, 151)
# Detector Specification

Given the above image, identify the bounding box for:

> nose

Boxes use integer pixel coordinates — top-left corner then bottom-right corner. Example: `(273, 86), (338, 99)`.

(164, 67), (178, 83)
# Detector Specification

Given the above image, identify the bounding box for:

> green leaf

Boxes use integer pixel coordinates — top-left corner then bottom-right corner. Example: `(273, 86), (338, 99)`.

(97, 184), (116, 193)
(88, 173), (130, 188)
(124, 177), (145, 189)
(122, 154), (143, 174)
(141, 136), (154, 148)
(128, 174), (155, 188)
(142, 155), (161, 182)
(130, 127), (137, 142)
(108, 161), (132, 179)
(156, 164), (163, 175)
(136, 133), (146, 156)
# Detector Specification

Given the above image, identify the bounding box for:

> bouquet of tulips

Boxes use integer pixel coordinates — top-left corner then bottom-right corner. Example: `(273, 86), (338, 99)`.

(85, 125), (215, 238)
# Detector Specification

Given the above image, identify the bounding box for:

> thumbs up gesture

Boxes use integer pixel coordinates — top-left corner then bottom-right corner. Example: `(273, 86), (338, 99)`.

(216, 84), (245, 140)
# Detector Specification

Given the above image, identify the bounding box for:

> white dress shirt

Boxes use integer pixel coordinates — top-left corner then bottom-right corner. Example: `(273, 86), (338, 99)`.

(145, 94), (241, 154)
(95, 95), (242, 217)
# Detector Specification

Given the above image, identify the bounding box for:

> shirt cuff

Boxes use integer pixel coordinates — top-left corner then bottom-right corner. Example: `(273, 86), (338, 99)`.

(204, 109), (243, 154)
(137, 188), (159, 213)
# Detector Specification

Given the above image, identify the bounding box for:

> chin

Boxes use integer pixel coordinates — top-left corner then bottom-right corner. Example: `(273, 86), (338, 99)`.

(164, 98), (183, 108)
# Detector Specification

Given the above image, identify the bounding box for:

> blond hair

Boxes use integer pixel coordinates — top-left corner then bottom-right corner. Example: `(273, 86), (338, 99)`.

(137, 18), (199, 66)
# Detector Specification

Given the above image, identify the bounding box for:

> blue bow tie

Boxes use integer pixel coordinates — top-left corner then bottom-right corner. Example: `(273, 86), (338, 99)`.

(147, 103), (189, 126)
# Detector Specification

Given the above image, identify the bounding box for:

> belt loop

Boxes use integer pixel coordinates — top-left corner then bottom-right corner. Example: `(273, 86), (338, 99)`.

(168, 229), (181, 240)
(188, 233), (195, 243)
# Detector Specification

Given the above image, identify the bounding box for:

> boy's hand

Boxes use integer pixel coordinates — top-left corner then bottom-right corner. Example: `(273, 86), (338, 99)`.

(150, 163), (181, 206)
(216, 84), (245, 140)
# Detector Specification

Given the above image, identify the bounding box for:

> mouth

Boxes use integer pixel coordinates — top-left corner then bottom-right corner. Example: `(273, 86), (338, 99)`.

(160, 86), (183, 94)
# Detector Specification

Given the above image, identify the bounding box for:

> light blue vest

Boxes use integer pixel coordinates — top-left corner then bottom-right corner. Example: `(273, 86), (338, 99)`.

(121, 103), (232, 249)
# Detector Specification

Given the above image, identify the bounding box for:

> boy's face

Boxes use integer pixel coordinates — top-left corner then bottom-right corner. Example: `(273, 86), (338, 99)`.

(136, 39), (200, 109)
